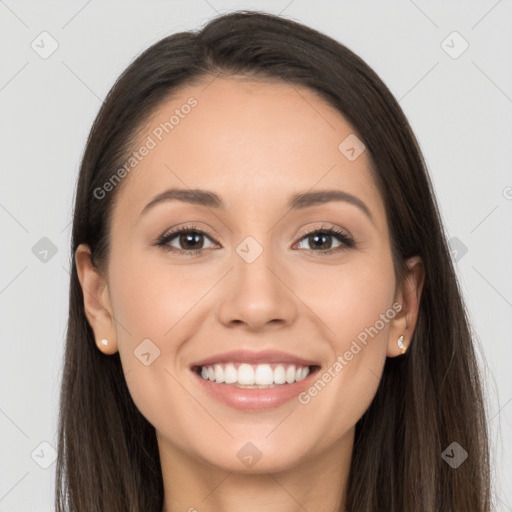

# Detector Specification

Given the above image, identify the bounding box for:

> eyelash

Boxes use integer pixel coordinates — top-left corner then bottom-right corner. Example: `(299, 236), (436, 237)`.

(155, 224), (355, 257)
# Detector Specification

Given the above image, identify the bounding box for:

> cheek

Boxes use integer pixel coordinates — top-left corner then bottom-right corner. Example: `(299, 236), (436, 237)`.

(108, 248), (211, 343)
(333, 269), (396, 350)
(299, 247), (396, 349)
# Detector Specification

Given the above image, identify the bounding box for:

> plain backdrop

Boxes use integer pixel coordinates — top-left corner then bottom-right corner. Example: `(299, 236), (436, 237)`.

(1, 1), (511, 510)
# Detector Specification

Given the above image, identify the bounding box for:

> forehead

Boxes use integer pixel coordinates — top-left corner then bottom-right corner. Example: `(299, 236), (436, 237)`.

(112, 76), (385, 226)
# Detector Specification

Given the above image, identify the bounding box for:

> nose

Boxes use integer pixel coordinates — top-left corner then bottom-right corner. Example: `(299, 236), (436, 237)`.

(216, 240), (299, 331)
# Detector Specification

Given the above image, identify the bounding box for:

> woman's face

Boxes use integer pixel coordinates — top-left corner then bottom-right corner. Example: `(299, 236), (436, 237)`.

(79, 76), (419, 474)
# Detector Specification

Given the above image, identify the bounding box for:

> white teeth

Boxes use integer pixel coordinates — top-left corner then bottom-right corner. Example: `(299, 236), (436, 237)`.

(254, 364), (274, 385)
(198, 362), (312, 386)
(274, 364), (286, 384)
(298, 366), (309, 381)
(214, 364), (224, 383)
(286, 365), (296, 384)
(224, 363), (237, 384)
(238, 363), (255, 385)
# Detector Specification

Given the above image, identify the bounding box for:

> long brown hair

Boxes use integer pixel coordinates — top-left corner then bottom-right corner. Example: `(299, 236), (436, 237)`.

(56, 10), (491, 511)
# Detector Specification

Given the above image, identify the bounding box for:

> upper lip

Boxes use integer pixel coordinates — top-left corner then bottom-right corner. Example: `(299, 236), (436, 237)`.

(191, 349), (319, 369)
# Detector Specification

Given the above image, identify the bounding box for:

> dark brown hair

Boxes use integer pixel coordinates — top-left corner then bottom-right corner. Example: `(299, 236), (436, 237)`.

(56, 10), (491, 511)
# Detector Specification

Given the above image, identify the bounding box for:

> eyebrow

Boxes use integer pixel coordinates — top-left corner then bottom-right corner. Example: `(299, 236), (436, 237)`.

(139, 188), (374, 223)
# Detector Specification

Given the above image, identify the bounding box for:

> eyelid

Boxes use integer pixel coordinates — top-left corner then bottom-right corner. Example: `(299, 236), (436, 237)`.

(157, 224), (218, 243)
(295, 222), (352, 239)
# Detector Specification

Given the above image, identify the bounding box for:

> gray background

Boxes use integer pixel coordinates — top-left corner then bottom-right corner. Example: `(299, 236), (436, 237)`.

(1, 0), (511, 510)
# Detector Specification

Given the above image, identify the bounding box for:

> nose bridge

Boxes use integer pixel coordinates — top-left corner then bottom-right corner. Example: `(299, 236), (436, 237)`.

(216, 231), (298, 329)
(235, 234), (277, 286)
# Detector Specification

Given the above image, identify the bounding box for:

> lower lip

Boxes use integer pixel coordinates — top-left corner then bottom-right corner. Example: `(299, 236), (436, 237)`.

(192, 368), (318, 411)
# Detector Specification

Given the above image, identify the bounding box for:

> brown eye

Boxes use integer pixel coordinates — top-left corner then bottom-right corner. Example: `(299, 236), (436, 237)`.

(156, 226), (218, 256)
(295, 226), (355, 255)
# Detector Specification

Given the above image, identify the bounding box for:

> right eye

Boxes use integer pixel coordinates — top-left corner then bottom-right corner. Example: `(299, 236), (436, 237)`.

(156, 225), (219, 256)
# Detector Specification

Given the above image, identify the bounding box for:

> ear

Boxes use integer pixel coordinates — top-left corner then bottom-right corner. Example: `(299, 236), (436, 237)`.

(386, 255), (425, 357)
(75, 243), (118, 354)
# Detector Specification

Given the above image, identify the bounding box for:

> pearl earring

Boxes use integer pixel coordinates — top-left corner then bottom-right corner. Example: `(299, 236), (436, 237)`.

(397, 335), (406, 354)
(100, 338), (109, 346)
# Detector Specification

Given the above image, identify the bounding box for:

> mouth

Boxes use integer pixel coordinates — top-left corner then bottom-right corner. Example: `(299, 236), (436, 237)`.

(191, 362), (321, 389)
(189, 350), (321, 411)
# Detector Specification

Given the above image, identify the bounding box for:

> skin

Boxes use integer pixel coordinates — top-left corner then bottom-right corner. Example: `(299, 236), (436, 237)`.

(76, 76), (424, 512)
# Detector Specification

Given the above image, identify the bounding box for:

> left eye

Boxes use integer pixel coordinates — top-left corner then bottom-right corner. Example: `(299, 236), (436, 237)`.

(295, 228), (353, 252)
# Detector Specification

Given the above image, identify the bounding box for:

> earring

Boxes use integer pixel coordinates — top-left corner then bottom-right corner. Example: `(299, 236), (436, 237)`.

(397, 335), (406, 354)
(100, 338), (109, 346)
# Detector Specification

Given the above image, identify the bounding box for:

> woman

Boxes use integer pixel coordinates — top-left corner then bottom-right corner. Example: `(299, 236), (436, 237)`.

(56, 10), (491, 512)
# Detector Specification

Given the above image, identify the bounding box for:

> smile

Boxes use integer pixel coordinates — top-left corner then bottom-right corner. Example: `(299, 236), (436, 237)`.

(190, 349), (321, 411)
(196, 362), (312, 388)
